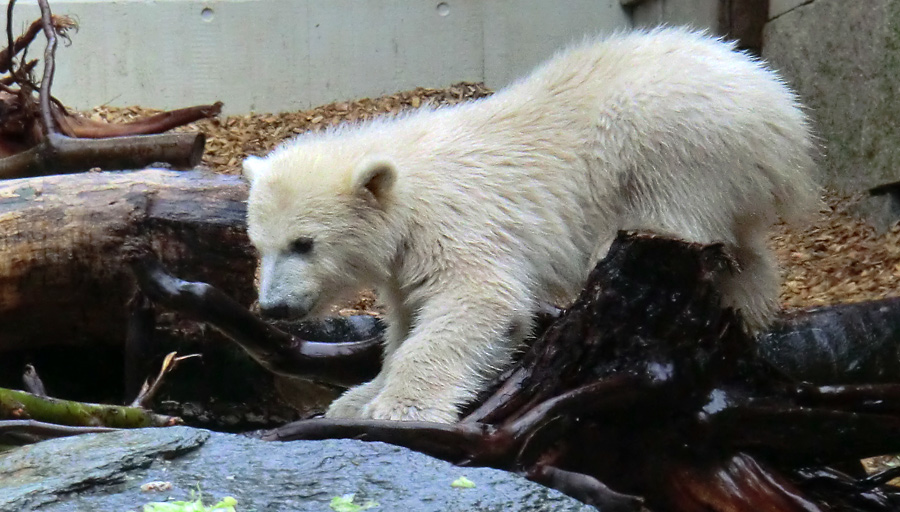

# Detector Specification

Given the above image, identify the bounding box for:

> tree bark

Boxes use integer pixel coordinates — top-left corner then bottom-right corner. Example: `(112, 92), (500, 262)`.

(0, 169), (255, 351)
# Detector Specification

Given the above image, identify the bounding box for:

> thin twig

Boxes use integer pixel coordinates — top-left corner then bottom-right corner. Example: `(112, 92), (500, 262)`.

(858, 466), (900, 491)
(130, 351), (201, 408)
(0, 58), (35, 85)
(0, 418), (118, 437)
(5, 0), (17, 76)
(124, 292), (155, 400)
(36, 0), (56, 136)
(527, 465), (645, 512)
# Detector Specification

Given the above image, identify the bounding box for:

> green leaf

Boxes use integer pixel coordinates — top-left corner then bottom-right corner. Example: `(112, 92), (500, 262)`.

(451, 476), (476, 489)
(142, 495), (237, 512)
(329, 493), (379, 512)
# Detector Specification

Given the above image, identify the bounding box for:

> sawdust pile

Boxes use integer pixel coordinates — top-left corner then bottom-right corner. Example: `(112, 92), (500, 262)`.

(92, 83), (900, 311)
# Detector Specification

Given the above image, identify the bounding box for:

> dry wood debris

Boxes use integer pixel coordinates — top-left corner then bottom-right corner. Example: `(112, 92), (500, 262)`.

(91, 83), (898, 310)
(0, 1), (221, 178)
(772, 192), (900, 308)
(91, 83), (492, 176)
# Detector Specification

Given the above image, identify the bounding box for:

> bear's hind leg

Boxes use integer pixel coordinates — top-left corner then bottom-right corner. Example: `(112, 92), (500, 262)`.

(717, 238), (779, 333)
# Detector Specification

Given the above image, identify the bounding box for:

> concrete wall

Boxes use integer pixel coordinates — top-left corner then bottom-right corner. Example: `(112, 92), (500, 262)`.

(764, 0), (900, 195)
(630, 0), (719, 29)
(7, 0), (735, 115)
(770, 0), (814, 19)
(482, 0), (631, 87)
(8, 0), (631, 114)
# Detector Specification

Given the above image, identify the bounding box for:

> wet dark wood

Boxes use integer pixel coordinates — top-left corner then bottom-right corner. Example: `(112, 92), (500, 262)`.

(266, 232), (900, 511)
(759, 298), (900, 384)
(129, 255), (383, 388)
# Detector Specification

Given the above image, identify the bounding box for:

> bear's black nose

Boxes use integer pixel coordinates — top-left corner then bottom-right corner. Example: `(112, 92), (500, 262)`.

(260, 303), (292, 320)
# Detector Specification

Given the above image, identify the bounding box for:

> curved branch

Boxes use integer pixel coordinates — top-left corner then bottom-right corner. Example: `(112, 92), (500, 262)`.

(129, 254), (383, 387)
(1, 14), (74, 74)
(528, 465), (645, 512)
(758, 297), (900, 385)
(53, 102), (223, 139)
(0, 419), (118, 439)
(5, 0), (17, 75)
(264, 418), (492, 464)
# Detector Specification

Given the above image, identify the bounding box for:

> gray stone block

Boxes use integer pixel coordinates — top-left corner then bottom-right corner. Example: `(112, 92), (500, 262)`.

(764, 0), (900, 195)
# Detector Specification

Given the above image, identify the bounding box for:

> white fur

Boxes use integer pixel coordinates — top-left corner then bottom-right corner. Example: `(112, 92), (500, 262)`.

(242, 155), (267, 183)
(244, 28), (820, 423)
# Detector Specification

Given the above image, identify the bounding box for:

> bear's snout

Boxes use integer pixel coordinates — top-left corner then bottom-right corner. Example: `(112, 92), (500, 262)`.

(259, 303), (296, 320)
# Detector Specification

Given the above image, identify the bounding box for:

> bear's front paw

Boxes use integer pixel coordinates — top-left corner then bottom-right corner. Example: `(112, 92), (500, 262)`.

(325, 380), (384, 419)
(361, 392), (460, 423)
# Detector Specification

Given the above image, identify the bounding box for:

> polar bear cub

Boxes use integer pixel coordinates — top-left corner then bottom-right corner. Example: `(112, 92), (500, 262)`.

(242, 28), (819, 423)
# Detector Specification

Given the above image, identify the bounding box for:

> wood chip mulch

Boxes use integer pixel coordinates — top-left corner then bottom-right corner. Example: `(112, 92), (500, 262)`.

(91, 82), (900, 312)
(90, 83), (493, 176)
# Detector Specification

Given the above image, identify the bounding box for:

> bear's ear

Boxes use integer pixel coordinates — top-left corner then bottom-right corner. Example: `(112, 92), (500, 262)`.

(351, 157), (397, 204)
(242, 155), (269, 184)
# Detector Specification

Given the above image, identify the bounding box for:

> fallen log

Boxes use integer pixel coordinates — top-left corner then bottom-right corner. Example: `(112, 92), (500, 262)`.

(0, 169), (254, 351)
(0, 132), (208, 179)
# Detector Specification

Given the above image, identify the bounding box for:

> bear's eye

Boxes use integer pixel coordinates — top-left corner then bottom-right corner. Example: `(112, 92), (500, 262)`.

(289, 237), (314, 255)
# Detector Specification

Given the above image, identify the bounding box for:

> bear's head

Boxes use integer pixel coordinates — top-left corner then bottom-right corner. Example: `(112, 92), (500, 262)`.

(242, 144), (398, 320)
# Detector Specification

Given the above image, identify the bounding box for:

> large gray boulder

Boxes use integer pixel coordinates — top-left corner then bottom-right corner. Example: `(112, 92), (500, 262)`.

(0, 426), (594, 511)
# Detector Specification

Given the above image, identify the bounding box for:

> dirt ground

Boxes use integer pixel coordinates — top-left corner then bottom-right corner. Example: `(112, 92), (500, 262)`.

(92, 83), (900, 313)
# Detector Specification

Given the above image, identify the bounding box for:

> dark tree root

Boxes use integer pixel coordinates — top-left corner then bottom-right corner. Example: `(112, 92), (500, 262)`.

(263, 418), (494, 464)
(256, 233), (900, 511)
(661, 453), (822, 512)
(710, 405), (900, 465)
(759, 297), (900, 385)
(132, 232), (900, 510)
(128, 254), (382, 387)
(527, 465), (645, 512)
